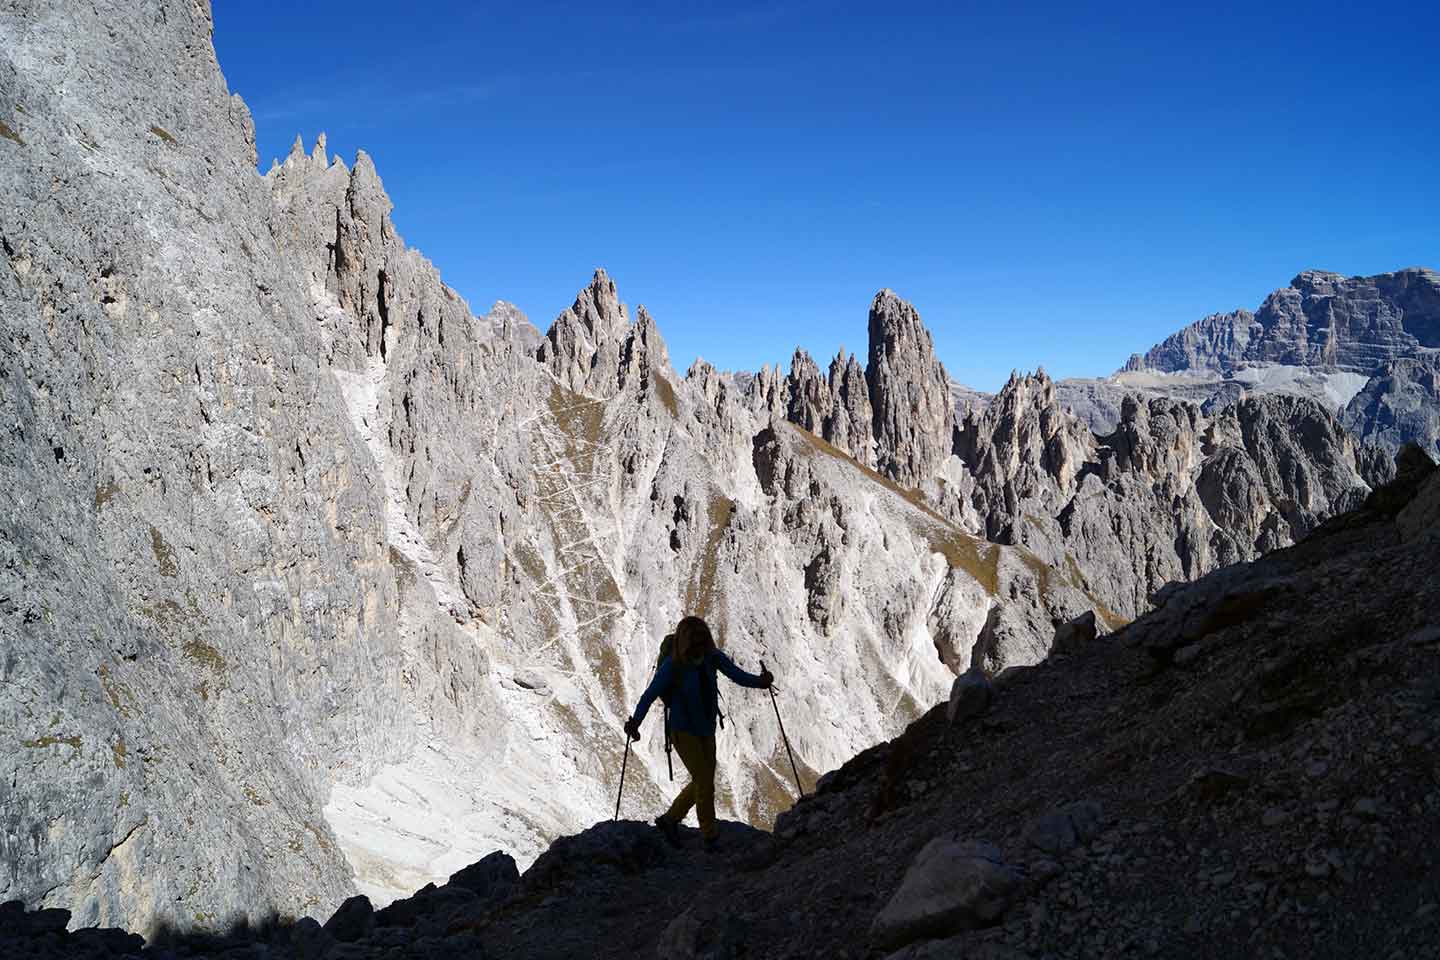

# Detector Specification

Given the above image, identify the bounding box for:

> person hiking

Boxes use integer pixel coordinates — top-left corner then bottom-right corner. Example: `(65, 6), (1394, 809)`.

(623, 615), (773, 851)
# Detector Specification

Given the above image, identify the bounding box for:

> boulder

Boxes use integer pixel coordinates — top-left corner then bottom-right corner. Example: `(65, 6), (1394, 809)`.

(870, 839), (1024, 950)
(947, 667), (994, 725)
(322, 895), (374, 943)
(290, 916), (334, 960)
(448, 851), (520, 898)
(656, 907), (745, 960)
(1051, 610), (1099, 653)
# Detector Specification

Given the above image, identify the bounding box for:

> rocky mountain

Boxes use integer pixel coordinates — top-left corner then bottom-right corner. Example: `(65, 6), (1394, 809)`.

(1126, 268), (1440, 374)
(1058, 268), (1440, 451)
(0, 0), (1425, 947)
(9, 447), (1438, 960)
(953, 372), (1391, 619)
(867, 291), (956, 488)
(1, 0), (1103, 936)
(1341, 354), (1440, 457)
(752, 351), (1388, 621)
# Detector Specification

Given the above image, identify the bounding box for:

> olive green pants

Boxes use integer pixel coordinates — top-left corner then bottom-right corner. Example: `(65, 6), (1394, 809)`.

(663, 731), (718, 839)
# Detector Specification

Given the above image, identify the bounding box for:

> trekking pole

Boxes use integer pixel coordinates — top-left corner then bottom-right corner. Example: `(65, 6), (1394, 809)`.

(614, 731), (632, 821)
(664, 705), (674, 781)
(763, 661), (805, 800)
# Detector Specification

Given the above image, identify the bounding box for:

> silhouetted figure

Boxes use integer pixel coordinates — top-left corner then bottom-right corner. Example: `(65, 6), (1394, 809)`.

(624, 616), (772, 851)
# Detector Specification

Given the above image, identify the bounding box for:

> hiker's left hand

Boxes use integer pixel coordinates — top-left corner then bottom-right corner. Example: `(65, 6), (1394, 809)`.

(624, 717), (641, 741)
(758, 666), (774, 688)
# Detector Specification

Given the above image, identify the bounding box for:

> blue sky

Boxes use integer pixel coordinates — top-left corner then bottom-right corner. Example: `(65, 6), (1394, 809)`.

(215, 2), (1439, 391)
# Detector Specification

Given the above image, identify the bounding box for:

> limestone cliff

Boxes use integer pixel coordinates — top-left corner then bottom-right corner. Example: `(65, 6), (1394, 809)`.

(0, 0), (1424, 941)
(0, 0), (1098, 933)
(1127, 268), (1440, 374)
(1098, 268), (1440, 454)
(954, 372), (1383, 618)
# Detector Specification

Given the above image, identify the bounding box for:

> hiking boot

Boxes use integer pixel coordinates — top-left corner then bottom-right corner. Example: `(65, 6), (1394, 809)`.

(654, 815), (681, 848)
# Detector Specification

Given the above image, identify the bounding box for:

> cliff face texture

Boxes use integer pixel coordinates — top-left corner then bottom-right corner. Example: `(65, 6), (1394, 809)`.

(0, 0), (402, 932)
(867, 290), (956, 488)
(1100, 268), (1440, 455)
(1341, 355), (1440, 458)
(0, 0), (1102, 934)
(1127, 269), (1440, 374)
(952, 375), (1386, 619)
(0, 0), (1421, 942)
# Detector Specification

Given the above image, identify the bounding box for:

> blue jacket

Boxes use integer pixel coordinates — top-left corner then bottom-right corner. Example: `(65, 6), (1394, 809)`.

(633, 650), (767, 737)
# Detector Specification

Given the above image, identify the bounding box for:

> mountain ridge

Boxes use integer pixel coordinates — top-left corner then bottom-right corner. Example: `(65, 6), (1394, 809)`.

(6, 445), (1437, 959)
(1, 0), (1094, 927)
(1048, 267), (1440, 450)
(0, 0), (1430, 945)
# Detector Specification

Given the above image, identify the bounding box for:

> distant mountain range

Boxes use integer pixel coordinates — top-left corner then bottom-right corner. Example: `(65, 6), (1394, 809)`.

(1036, 268), (1440, 452)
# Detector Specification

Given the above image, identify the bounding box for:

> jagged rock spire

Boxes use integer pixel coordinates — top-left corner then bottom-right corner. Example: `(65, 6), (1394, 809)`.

(866, 289), (955, 487)
(536, 270), (676, 401)
(536, 269), (630, 394)
(827, 349), (875, 466)
(775, 347), (877, 466)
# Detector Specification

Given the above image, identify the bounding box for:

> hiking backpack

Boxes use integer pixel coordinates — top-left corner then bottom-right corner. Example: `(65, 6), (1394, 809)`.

(653, 633), (725, 781)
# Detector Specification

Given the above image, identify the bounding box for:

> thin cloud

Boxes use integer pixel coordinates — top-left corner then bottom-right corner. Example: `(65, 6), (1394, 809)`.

(250, 80), (498, 125)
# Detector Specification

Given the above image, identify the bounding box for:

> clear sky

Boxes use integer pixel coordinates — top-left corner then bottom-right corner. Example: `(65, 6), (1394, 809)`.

(214, 1), (1438, 391)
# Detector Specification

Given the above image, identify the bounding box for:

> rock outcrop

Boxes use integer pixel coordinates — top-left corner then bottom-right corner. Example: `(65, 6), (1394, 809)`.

(1341, 355), (1440, 457)
(1129, 268), (1440, 374)
(783, 348), (876, 467)
(535, 268), (631, 394)
(761, 334), (1389, 624)
(868, 290), (956, 487)
(485, 300), (544, 352)
(951, 371), (1383, 618)
(1105, 268), (1440, 455)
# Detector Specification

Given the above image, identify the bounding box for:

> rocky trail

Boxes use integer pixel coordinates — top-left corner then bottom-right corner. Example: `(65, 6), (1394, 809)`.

(7, 449), (1437, 959)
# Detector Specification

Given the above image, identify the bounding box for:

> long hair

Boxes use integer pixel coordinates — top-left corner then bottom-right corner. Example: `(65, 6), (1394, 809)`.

(672, 616), (715, 664)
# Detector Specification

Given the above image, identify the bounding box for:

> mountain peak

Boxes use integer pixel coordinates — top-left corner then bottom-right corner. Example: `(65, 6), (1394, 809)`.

(865, 289), (954, 487)
(1125, 266), (1440, 379)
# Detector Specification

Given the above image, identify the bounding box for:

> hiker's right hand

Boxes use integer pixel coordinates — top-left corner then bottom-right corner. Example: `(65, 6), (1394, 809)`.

(758, 665), (774, 688)
(623, 717), (641, 741)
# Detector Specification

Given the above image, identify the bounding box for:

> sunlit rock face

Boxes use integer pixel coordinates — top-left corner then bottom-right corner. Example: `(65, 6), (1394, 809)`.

(1, 0), (400, 935)
(867, 290), (956, 488)
(1067, 268), (1440, 453)
(1129, 268), (1440, 375)
(949, 372), (1382, 619)
(0, 0), (1405, 938)
(0, 0), (1097, 931)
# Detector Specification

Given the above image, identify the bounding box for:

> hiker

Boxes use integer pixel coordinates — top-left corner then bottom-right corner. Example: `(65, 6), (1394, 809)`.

(624, 615), (773, 850)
